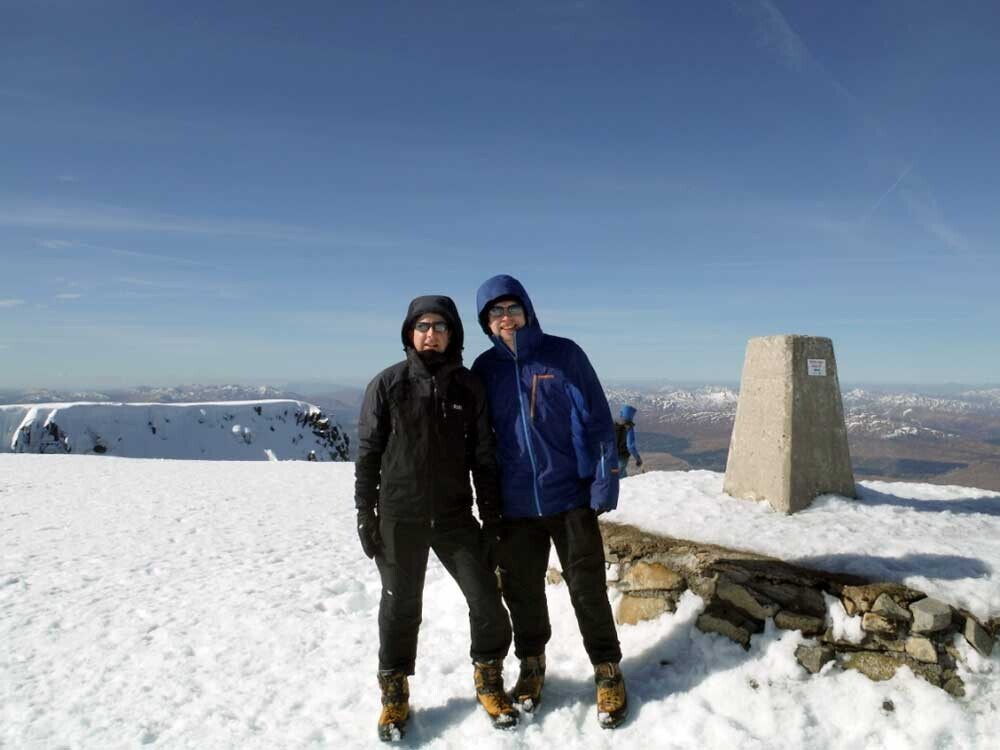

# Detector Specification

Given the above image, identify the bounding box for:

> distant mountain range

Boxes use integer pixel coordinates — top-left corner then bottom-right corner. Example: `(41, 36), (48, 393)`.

(2, 384), (291, 404)
(606, 385), (1000, 439)
(4, 383), (998, 488)
(605, 385), (1000, 491)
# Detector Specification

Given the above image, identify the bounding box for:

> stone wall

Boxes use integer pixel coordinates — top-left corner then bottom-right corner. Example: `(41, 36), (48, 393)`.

(599, 521), (996, 696)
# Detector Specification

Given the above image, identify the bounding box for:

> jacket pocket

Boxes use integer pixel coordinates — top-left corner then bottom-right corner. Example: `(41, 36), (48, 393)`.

(530, 373), (556, 420)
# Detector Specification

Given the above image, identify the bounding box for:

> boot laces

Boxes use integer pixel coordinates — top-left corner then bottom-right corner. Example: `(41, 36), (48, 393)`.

(378, 672), (408, 704)
(519, 655), (545, 678)
(474, 660), (505, 695)
(594, 663), (625, 712)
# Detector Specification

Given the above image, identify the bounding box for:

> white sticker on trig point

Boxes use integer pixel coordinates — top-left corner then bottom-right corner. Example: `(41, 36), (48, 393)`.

(807, 359), (827, 376)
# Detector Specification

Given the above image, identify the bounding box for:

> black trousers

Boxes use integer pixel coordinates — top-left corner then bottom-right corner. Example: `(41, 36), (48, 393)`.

(375, 514), (512, 674)
(498, 507), (622, 665)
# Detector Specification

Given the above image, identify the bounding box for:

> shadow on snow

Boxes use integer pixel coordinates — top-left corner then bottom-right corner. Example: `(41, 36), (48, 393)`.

(856, 486), (1000, 516)
(790, 552), (991, 582)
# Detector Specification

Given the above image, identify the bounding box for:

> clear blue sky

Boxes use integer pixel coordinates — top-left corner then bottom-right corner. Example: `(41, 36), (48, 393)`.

(2, 1), (998, 389)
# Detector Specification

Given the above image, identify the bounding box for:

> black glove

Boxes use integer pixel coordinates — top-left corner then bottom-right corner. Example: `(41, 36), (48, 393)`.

(357, 508), (382, 559)
(481, 519), (503, 571)
(635, 457), (643, 468)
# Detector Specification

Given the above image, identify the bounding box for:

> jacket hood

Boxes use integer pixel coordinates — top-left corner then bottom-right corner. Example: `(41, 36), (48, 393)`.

(475, 274), (540, 336)
(619, 405), (637, 421)
(401, 295), (464, 358)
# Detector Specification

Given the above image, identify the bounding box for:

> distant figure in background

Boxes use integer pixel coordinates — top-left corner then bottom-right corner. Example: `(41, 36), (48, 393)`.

(354, 295), (517, 742)
(615, 405), (643, 478)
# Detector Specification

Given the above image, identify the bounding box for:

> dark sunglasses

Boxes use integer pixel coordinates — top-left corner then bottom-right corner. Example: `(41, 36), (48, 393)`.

(414, 321), (449, 333)
(487, 303), (524, 320)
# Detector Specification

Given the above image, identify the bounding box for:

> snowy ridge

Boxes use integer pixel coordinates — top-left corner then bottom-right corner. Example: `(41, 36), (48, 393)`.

(6, 384), (289, 404)
(7, 389), (114, 403)
(0, 400), (349, 461)
(843, 389), (1000, 415)
(962, 387), (1000, 407)
(606, 385), (1000, 440)
(118, 384), (289, 403)
(844, 412), (959, 441)
(606, 386), (739, 425)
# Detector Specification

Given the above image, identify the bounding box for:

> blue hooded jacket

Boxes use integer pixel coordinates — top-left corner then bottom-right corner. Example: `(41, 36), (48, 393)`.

(618, 405), (641, 461)
(471, 275), (620, 518)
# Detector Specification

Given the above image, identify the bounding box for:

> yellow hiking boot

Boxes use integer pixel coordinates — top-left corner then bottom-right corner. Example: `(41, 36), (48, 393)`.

(510, 654), (546, 713)
(376, 670), (409, 742)
(594, 662), (628, 729)
(473, 659), (519, 729)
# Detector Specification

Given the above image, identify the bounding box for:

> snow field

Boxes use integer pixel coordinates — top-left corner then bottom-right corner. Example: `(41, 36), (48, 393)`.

(615, 470), (1000, 620)
(2, 455), (998, 748)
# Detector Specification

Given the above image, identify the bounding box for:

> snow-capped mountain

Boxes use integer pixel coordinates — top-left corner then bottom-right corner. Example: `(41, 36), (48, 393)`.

(118, 384), (291, 403)
(0, 400), (349, 461)
(8, 388), (116, 403)
(842, 412), (958, 441)
(606, 385), (1000, 441)
(4, 384), (290, 404)
(843, 388), (1000, 415)
(606, 386), (739, 426)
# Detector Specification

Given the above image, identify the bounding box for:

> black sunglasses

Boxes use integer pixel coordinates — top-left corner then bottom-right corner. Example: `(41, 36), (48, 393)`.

(414, 321), (449, 333)
(487, 303), (524, 320)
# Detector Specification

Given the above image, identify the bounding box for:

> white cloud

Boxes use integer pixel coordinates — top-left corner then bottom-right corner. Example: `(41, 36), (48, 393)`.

(898, 177), (972, 254)
(36, 238), (215, 268)
(865, 163), (914, 222)
(742, 0), (861, 110)
(2, 204), (393, 248)
(924, 221), (970, 253)
(54, 293), (82, 300)
(0, 299), (27, 308)
(105, 245), (216, 268)
(746, 0), (812, 73)
(742, 2), (974, 256)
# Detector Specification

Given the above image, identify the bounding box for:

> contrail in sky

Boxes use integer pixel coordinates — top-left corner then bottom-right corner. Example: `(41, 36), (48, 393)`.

(865, 162), (914, 222)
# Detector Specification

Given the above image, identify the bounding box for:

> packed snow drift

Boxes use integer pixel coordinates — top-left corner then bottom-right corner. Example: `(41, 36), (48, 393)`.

(1, 456), (997, 748)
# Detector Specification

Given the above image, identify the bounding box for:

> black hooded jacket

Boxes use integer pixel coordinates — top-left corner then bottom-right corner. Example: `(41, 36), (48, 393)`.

(354, 295), (502, 525)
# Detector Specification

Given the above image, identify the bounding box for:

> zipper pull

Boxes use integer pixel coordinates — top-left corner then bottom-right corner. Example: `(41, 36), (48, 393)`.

(432, 378), (444, 419)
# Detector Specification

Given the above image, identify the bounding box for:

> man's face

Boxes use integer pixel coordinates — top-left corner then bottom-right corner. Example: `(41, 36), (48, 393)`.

(487, 298), (526, 348)
(412, 313), (450, 353)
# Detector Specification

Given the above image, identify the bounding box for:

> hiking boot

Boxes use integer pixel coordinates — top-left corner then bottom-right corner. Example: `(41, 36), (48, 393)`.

(377, 670), (409, 742)
(594, 662), (628, 729)
(510, 654), (546, 713)
(473, 659), (519, 729)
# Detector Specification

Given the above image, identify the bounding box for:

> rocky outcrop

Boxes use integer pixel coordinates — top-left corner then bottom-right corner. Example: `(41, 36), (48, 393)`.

(599, 521), (995, 696)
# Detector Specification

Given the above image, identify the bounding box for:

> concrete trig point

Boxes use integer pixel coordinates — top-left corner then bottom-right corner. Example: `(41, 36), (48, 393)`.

(724, 335), (856, 513)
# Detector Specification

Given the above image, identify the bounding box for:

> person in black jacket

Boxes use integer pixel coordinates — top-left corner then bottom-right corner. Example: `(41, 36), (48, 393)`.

(355, 295), (517, 741)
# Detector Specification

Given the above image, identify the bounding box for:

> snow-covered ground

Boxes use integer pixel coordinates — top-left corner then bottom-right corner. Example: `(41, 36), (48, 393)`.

(616, 471), (1000, 621)
(2, 455), (998, 748)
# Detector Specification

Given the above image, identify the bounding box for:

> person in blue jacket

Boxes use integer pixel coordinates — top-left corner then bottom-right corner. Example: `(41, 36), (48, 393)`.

(615, 405), (643, 478)
(471, 274), (628, 729)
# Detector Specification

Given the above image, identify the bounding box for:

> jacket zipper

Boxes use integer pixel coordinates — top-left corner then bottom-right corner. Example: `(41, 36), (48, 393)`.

(429, 377), (438, 528)
(506, 335), (543, 517)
